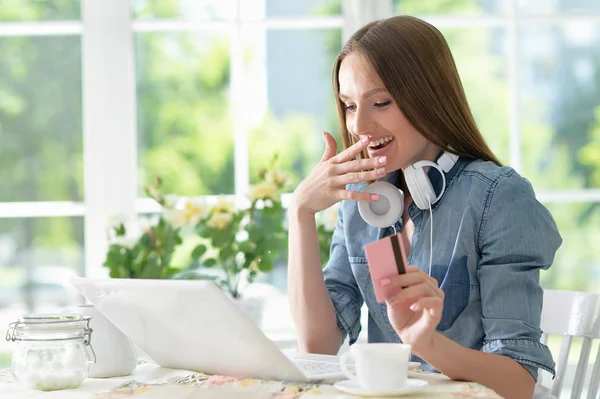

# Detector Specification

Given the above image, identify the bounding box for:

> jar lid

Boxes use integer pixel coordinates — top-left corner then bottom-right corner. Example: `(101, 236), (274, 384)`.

(6, 313), (93, 343)
(18, 313), (84, 324)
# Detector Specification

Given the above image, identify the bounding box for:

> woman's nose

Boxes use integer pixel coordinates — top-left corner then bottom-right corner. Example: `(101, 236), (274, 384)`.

(352, 109), (376, 137)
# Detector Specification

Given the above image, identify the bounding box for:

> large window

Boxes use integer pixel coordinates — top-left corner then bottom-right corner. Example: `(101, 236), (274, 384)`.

(0, 2), (598, 385)
(132, 0), (342, 196)
(0, 1), (83, 368)
(131, 0), (343, 290)
(135, 29), (235, 196)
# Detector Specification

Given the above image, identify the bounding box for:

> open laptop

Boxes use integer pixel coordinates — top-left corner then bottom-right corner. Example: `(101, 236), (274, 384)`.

(70, 277), (353, 382)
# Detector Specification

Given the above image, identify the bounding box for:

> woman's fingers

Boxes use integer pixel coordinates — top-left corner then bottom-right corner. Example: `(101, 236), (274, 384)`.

(320, 132), (338, 162)
(332, 156), (387, 175)
(386, 282), (438, 308)
(295, 134), (378, 213)
(331, 169), (385, 186)
(409, 297), (444, 318)
(382, 268), (441, 297)
(405, 266), (425, 274)
(381, 271), (422, 288)
(404, 267), (443, 297)
(326, 156), (386, 186)
(334, 189), (379, 203)
(331, 135), (371, 164)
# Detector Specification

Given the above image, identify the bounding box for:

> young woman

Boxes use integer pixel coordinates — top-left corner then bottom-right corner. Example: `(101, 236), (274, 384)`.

(287, 15), (561, 399)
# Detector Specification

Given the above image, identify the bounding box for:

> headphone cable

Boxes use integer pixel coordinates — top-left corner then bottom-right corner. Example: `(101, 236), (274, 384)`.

(427, 195), (433, 277)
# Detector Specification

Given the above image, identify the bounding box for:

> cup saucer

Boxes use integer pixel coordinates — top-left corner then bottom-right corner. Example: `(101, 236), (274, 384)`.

(407, 361), (421, 370)
(333, 378), (429, 397)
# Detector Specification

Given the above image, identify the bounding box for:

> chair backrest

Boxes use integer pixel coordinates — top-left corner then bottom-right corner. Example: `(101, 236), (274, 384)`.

(540, 289), (600, 399)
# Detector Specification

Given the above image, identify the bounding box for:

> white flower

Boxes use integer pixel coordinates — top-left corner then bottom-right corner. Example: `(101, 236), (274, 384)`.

(163, 209), (188, 229)
(107, 213), (126, 230)
(321, 203), (340, 232)
(164, 194), (181, 209)
(163, 196), (207, 229)
(138, 216), (159, 233)
(266, 170), (289, 188)
(107, 218), (146, 248)
(248, 181), (279, 202)
(109, 235), (138, 249)
(210, 197), (236, 215)
(182, 196), (207, 226)
(207, 212), (233, 230)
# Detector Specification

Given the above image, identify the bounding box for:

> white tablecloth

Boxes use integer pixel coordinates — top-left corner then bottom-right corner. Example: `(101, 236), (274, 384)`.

(0, 363), (503, 398)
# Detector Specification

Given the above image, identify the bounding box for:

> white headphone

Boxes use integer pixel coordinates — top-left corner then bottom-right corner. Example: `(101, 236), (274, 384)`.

(358, 151), (459, 228)
(357, 181), (404, 228)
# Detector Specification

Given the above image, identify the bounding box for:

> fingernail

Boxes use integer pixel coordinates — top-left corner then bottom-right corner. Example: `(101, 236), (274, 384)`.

(378, 156), (387, 164)
(376, 168), (385, 175)
(381, 278), (391, 286)
(371, 194), (380, 201)
(362, 136), (370, 143)
(388, 295), (396, 302)
(410, 303), (418, 311)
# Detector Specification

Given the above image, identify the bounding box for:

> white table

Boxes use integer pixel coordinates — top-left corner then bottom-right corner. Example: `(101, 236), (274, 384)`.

(0, 363), (502, 398)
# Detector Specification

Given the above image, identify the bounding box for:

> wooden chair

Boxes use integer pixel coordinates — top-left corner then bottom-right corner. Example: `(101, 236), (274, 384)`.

(540, 289), (600, 399)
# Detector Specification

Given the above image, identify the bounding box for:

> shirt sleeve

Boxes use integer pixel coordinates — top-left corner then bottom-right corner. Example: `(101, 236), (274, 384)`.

(477, 171), (562, 380)
(323, 202), (363, 345)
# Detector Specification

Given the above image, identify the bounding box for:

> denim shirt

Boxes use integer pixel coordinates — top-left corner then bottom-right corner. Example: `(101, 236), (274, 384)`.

(323, 157), (561, 381)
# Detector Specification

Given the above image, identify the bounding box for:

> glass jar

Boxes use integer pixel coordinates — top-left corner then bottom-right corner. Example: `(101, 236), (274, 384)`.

(5, 313), (96, 391)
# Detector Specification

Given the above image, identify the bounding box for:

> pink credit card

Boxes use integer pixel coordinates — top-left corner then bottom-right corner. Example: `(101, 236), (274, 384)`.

(364, 233), (408, 303)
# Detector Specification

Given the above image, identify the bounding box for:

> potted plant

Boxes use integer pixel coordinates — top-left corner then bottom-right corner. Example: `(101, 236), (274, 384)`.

(102, 156), (336, 326)
(103, 178), (188, 279)
(180, 156), (289, 296)
(150, 156), (287, 325)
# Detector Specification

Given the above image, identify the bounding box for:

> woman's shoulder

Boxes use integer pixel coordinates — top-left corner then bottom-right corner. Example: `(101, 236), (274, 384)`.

(460, 159), (535, 195)
(461, 158), (516, 182)
(460, 158), (559, 235)
(464, 159), (562, 257)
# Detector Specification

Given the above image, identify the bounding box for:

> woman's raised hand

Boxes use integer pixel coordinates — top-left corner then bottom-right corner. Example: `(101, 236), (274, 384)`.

(290, 132), (387, 215)
(382, 266), (445, 355)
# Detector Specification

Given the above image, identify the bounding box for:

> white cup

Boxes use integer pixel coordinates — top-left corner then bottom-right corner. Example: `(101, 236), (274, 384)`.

(340, 343), (411, 391)
(74, 304), (138, 378)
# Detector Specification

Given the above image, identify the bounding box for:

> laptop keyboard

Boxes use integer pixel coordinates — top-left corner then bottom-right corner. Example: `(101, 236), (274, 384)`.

(294, 360), (354, 377)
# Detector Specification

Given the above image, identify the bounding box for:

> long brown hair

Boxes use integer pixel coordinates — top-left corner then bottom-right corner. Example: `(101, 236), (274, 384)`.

(332, 15), (501, 166)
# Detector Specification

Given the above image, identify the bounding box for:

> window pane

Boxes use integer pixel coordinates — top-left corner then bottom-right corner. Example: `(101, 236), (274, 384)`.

(441, 27), (510, 163)
(519, 23), (600, 190)
(540, 203), (600, 293)
(519, 0), (600, 15)
(0, 216), (84, 368)
(241, 0), (341, 20)
(0, 36), (83, 202)
(244, 28), (341, 187)
(135, 31), (234, 196)
(131, 0), (236, 20)
(0, 0), (80, 21)
(394, 0), (509, 15)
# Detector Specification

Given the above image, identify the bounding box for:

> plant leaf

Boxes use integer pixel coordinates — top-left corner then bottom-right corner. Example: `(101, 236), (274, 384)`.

(191, 243), (207, 260)
(203, 258), (217, 267)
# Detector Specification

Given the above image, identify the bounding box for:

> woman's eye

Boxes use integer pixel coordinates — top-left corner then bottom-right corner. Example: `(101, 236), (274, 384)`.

(375, 100), (392, 108)
(345, 104), (356, 111)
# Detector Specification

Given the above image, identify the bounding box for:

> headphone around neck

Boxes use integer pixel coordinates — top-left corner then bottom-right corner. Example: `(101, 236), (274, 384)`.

(358, 151), (459, 228)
